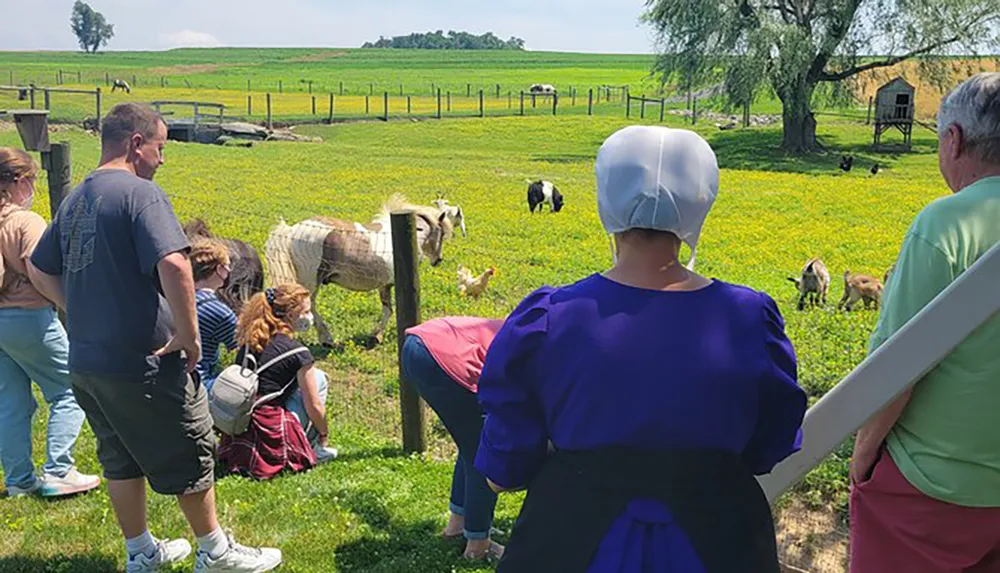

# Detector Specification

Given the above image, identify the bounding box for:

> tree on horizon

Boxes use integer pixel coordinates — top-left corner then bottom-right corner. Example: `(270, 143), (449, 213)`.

(70, 0), (115, 54)
(362, 30), (526, 50)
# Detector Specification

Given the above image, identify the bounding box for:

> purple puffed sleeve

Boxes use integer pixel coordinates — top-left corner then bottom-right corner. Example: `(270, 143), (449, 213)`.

(742, 292), (807, 475)
(474, 287), (553, 490)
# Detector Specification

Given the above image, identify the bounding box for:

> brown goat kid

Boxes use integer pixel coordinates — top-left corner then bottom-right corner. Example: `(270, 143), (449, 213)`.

(838, 270), (884, 311)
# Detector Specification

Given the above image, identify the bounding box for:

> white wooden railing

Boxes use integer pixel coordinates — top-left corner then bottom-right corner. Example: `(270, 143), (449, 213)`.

(758, 240), (1000, 503)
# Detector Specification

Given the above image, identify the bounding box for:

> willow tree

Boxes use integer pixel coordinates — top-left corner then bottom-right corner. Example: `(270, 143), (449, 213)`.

(643, 0), (1000, 152)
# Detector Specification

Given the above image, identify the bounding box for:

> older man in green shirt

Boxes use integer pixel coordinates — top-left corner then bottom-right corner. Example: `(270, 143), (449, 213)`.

(850, 72), (1000, 573)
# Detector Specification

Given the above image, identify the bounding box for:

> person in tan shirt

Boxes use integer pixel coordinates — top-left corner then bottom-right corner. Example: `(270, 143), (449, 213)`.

(0, 147), (100, 498)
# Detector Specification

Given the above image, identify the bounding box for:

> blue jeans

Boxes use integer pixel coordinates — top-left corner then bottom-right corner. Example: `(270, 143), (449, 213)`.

(285, 369), (329, 444)
(0, 307), (86, 489)
(402, 335), (498, 540)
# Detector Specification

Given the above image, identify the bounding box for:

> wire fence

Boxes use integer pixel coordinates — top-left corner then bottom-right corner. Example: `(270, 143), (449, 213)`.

(0, 74), (793, 131)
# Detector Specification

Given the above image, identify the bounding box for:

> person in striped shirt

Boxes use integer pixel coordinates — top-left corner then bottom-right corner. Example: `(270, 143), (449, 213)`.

(190, 239), (236, 388)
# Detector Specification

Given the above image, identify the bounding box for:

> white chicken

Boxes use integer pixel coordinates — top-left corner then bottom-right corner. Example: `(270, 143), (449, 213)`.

(457, 265), (496, 298)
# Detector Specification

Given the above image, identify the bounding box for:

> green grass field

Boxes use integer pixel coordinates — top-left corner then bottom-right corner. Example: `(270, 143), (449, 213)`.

(1, 48), (656, 96)
(0, 110), (944, 572)
(0, 47), (880, 125)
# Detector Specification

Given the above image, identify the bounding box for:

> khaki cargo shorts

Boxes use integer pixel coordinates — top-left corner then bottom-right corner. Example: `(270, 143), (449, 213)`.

(71, 356), (216, 496)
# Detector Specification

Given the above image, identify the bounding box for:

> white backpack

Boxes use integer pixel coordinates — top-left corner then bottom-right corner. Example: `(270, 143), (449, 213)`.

(208, 345), (309, 436)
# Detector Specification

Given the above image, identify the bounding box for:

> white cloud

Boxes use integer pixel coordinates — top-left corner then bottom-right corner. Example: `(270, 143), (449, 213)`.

(158, 30), (223, 49)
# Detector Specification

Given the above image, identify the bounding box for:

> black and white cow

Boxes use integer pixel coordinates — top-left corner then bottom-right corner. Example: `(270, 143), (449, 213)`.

(111, 79), (132, 94)
(527, 180), (564, 213)
(529, 83), (556, 95)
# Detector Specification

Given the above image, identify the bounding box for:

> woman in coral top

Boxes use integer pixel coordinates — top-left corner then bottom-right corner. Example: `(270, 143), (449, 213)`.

(402, 317), (505, 561)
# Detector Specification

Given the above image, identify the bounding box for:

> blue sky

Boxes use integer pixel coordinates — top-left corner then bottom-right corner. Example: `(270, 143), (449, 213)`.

(1, 0), (658, 53)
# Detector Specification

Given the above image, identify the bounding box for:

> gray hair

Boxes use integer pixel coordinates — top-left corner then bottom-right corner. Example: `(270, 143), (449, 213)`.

(937, 72), (1000, 164)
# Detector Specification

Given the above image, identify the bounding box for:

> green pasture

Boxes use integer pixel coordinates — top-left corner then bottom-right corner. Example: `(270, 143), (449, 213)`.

(0, 110), (945, 571)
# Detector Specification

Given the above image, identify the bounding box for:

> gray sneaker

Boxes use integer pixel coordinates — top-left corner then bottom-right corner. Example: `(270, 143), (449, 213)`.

(5, 477), (42, 498)
(194, 532), (281, 572)
(126, 538), (193, 573)
(39, 468), (101, 497)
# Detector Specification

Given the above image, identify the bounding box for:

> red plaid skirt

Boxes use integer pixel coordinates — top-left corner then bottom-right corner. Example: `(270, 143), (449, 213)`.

(217, 404), (317, 480)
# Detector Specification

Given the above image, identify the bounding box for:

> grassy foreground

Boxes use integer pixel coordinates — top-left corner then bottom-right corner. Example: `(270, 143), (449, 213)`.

(0, 112), (947, 571)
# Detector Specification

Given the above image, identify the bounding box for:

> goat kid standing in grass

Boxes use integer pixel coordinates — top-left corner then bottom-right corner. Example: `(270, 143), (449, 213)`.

(788, 257), (830, 310)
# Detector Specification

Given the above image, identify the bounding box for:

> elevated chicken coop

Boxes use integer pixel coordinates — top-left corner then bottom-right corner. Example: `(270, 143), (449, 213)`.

(873, 77), (915, 150)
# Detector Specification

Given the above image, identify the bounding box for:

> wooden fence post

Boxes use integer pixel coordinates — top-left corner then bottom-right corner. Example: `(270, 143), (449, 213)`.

(308, 81), (313, 94)
(520, 92), (525, 116)
(365, 95), (370, 115)
(247, 95), (252, 116)
(552, 93), (558, 116)
(479, 89), (484, 118)
(383, 92), (389, 121)
(42, 140), (74, 324)
(266, 93), (272, 130)
(279, 80), (283, 93)
(532, 93), (536, 108)
(42, 142), (71, 220)
(340, 81), (344, 96)
(447, 92), (451, 112)
(466, 83), (471, 97)
(105, 72), (109, 86)
(496, 84), (500, 98)
(95, 88), (102, 131)
(572, 89), (576, 107)
(588, 88), (594, 116)
(44, 89), (50, 111)
(640, 96), (646, 119)
(247, 78), (251, 92)
(692, 97), (698, 125)
(407, 95), (411, 115)
(370, 83), (374, 95)
(626, 95), (631, 118)
(508, 91), (512, 109)
(329, 93), (335, 123)
(400, 84), (403, 96)
(312, 95), (317, 115)
(436, 88), (442, 119)
(391, 211), (428, 455)
(29, 87), (35, 110)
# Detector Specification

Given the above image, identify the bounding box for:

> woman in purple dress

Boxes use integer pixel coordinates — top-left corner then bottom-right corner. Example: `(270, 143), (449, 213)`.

(474, 126), (807, 572)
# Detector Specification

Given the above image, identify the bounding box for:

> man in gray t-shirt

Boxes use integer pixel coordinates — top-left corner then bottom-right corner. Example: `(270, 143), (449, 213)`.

(29, 103), (281, 573)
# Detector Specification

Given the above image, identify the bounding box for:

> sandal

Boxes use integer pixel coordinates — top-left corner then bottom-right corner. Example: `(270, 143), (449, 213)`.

(463, 540), (505, 561)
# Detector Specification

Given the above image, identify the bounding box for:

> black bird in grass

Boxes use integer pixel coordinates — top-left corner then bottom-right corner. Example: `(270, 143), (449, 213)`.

(839, 155), (854, 172)
(871, 162), (880, 176)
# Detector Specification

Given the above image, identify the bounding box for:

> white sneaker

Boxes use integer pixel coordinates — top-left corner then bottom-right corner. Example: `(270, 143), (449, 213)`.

(39, 467), (101, 497)
(314, 445), (338, 464)
(126, 538), (193, 573)
(5, 477), (42, 497)
(194, 532), (282, 572)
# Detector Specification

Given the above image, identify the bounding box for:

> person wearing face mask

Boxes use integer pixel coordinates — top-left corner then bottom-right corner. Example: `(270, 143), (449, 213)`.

(0, 147), (101, 499)
(218, 283), (337, 481)
(474, 126), (807, 572)
(189, 238), (237, 390)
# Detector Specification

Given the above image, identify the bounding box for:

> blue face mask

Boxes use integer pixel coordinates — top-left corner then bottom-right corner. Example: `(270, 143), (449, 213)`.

(293, 312), (314, 333)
